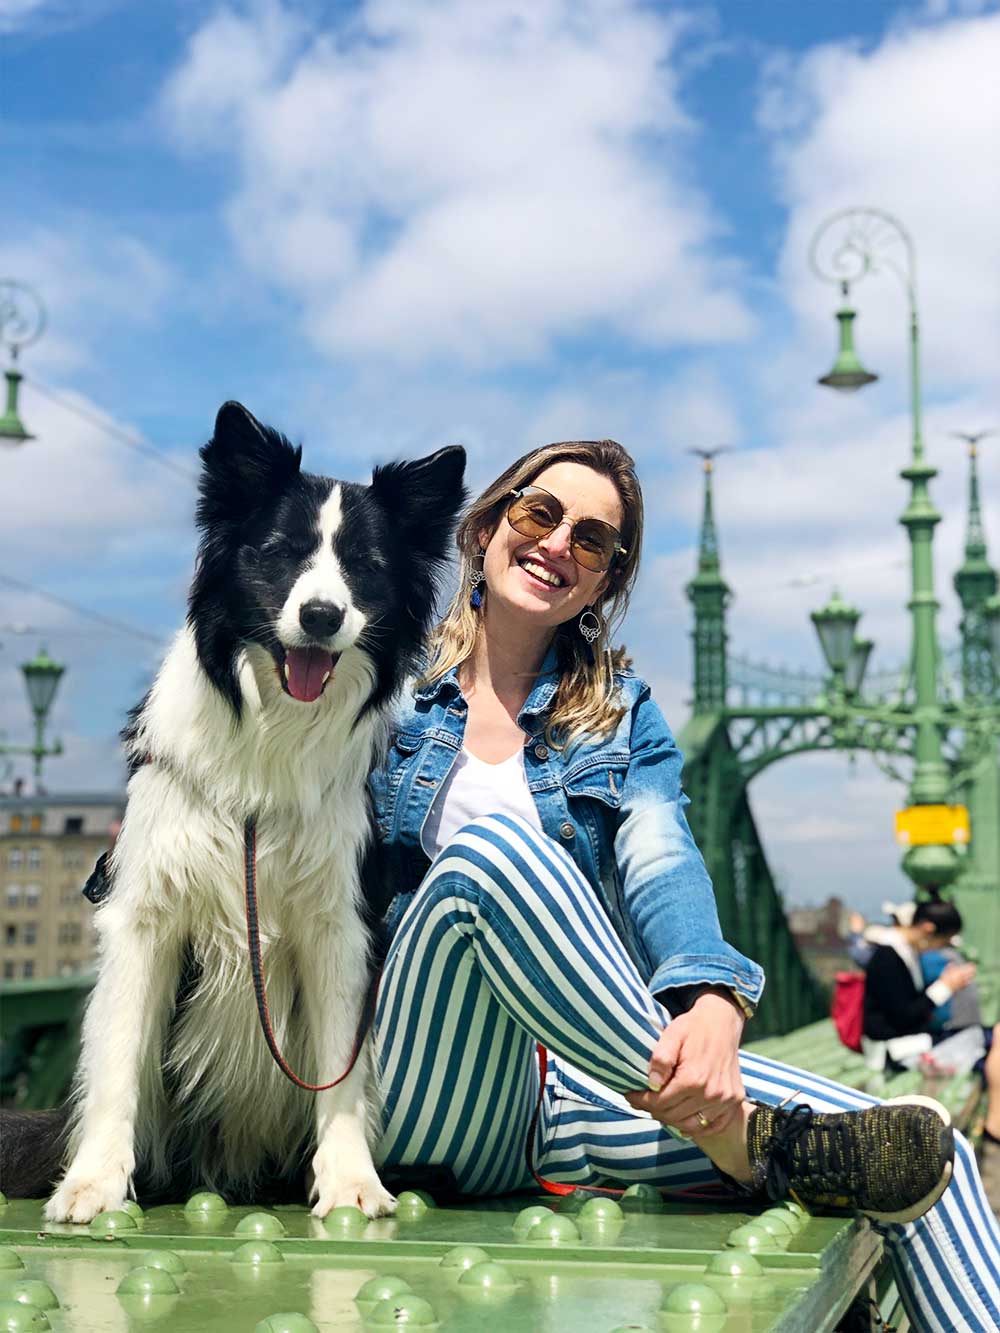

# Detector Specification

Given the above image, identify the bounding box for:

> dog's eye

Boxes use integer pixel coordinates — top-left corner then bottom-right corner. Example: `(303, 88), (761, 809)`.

(262, 538), (314, 562)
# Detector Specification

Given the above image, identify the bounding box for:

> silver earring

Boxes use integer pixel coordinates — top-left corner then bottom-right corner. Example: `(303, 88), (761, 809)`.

(469, 551), (486, 609)
(578, 607), (602, 643)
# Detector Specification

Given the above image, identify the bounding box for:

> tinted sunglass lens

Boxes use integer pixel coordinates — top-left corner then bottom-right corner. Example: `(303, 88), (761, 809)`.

(509, 492), (562, 536)
(572, 521), (617, 572)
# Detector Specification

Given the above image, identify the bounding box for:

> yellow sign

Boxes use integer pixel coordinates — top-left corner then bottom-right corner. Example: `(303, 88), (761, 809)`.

(895, 804), (970, 847)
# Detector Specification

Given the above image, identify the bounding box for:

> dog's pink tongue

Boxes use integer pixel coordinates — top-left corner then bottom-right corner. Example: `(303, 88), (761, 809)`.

(285, 647), (335, 702)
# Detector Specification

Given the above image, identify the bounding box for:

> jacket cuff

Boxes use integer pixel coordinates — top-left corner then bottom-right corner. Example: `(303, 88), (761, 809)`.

(925, 979), (953, 1007)
(648, 953), (765, 1013)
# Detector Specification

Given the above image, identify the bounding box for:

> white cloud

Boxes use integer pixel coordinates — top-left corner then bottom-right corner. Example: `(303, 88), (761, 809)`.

(160, 0), (753, 365)
(760, 10), (1000, 386)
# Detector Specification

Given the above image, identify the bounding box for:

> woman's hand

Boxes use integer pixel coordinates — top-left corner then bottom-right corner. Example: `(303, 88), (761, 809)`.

(624, 990), (746, 1139)
(940, 961), (977, 993)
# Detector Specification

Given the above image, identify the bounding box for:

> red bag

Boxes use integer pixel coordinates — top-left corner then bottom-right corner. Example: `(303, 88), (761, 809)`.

(832, 971), (866, 1052)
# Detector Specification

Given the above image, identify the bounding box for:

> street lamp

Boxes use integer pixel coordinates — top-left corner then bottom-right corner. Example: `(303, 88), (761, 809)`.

(810, 207), (954, 888)
(844, 637), (874, 697)
(817, 282), (878, 392)
(0, 279), (45, 444)
(0, 646), (64, 787)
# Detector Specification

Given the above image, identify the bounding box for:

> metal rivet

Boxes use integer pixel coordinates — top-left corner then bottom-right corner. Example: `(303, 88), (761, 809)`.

(559, 822), (575, 840)
(534, 743), (549, 760)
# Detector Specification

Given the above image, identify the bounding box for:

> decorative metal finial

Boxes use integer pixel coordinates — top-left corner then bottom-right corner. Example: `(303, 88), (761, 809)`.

(686, 445), (733, 474)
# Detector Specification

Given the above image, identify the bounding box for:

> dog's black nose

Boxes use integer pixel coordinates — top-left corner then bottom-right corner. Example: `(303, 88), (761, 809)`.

(299, 600), (345, 639)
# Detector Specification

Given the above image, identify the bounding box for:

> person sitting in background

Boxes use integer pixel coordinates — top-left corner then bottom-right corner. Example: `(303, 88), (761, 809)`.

(863, 896), (1000, 1213)
(863, 898), (976, 1070)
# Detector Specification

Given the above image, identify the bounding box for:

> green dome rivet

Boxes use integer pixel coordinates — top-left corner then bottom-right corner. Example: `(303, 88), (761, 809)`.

(439, 1245), (490, 1271)
(184, 1191), (228, 1217)
(578, 1197), (625, 1223)
(0, 1252), (24, 1272)
(525, 1213), (581, 1244)
(116, 1267), (180, 1297)
(231, 1240), (284, 1266)
(119, 1199), (144, 1221)
(88, 1209), (138, 1239)
(323, 1205), (367, 1237)
(661, 1282), (728, 1315)
(253, 1315), (319, 1333)
(511, 1204), (552, 1238)
(456, 1262), (517, 1301)
(706, 1249), (764, 1278)
(235, 1211), (287, 1238)
(130, 1250), (186, 1274)
(555, 1189), (584, 1213)
(2, 1283), (57, 1312)
(726, 1222), (780, 1252)
(621, 1183), (665, 1212)
(755, 1209), (795, 1240)
(368, 1293), (438, 1326)
(762, 1205), (805, 1231)
(395, 1190), (435, 1219)
(355, 1275), (413, 1315)
(0, 1300), (50, 1331)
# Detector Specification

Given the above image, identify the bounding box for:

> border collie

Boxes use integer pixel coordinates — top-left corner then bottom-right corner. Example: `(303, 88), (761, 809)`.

(45, 402), (466, 1223)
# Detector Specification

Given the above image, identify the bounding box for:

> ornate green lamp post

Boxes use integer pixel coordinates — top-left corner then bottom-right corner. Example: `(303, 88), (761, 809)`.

(810, 207), (956, 888)
(0, 647), (64, 786)
(0, 279), (45, 443)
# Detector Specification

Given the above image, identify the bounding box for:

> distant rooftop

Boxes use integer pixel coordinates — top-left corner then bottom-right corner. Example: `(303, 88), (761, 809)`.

(0, 792), (125, 809)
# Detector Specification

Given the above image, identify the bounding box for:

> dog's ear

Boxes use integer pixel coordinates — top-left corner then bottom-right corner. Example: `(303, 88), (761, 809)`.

(370, 446), (467, 556)
(197, 401), (302, 527)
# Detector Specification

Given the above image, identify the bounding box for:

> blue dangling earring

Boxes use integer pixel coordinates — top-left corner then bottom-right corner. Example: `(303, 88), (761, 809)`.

(469, 551), (486, 609)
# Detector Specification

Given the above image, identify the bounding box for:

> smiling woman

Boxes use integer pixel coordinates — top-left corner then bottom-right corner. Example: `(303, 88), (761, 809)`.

(365, 436), (1000, 1333)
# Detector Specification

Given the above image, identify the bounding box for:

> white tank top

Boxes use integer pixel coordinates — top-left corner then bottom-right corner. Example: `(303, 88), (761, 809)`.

(421, 745), (543, 859)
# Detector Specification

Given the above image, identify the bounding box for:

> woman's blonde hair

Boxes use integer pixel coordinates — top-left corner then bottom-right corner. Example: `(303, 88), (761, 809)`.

(420, 439), (644, 747)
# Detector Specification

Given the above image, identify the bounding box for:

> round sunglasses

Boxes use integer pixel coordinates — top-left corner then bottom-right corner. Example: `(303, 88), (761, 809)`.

(505, 486), (627, 574)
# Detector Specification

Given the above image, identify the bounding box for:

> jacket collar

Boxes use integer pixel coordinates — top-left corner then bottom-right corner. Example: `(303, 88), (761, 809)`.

(412, 641), (562, 727)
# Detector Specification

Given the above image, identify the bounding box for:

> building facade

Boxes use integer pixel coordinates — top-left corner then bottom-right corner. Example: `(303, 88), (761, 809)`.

(0, 792), (124, 981)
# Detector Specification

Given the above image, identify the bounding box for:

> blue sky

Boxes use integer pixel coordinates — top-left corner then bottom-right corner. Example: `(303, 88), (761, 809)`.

(2, 0), (999, 914)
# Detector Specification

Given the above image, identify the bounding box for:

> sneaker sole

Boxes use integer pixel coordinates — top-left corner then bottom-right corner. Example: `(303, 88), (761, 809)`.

(864, 1095), (955, 1225)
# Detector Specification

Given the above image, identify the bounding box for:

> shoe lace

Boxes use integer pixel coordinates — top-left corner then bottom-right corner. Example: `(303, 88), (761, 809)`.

(763, 1104), (856, 1201)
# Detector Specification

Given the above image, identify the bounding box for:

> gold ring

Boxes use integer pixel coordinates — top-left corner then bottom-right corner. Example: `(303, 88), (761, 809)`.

(695, 1111), (709, 1129)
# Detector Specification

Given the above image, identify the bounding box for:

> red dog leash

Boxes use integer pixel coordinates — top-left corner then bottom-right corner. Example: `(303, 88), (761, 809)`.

(243, 816), (376, 1091)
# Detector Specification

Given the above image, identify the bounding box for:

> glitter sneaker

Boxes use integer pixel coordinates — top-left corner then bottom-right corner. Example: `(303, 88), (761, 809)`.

(747, 1095), (954, 1224)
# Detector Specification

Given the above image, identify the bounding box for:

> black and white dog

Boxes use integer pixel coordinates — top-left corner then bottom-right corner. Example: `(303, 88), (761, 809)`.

(45, 402), (465, 1223)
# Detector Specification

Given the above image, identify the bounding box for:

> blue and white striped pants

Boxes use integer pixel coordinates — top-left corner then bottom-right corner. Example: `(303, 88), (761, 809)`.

(373, 815), (1000, 1333)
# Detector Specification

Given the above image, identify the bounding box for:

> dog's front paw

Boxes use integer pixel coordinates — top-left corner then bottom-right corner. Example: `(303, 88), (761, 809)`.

(310, 1168), (396, 1220)
(46, 1167), (129, 1225)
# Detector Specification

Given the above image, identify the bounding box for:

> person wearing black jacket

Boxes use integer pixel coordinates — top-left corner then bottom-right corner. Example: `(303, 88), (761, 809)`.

(864, 896), (1000, 1215)
(863, 899), (974, 1046)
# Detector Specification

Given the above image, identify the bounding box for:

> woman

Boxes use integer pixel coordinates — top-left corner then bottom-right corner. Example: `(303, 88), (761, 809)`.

(369, 438), (1000, 1333)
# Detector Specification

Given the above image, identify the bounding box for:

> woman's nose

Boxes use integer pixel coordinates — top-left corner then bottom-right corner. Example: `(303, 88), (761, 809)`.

(538, 520), (573, 559)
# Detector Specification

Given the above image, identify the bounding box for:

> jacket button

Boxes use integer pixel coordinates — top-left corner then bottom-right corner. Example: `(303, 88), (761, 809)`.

(534, 743), (549, 760)
(559, 822), (575, 840)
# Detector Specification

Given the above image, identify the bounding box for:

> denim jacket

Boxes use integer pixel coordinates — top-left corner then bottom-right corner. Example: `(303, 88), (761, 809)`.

(369, 647), (765, 1013)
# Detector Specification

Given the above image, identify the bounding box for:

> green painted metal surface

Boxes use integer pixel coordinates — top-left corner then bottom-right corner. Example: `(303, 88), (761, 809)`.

(0, 1194), (882, 1331)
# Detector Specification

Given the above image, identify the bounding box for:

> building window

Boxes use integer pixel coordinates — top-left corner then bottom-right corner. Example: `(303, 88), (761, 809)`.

(62, 849), (85, 869)
(63, 816), (83, 835)
(22, 961), (34, 979)
(57, 960), (79, 977)
(2, 960), (14, 980)
(9, 814), (23, 833)
(24, 884), (40, 908)
(4, 924), (16, 946)
(7, 849), (23, 869)
(58, 922), (82, 946)
(27, 847), (42, 869)
(29, 814), (42, 833)
(5, 885), (20, 908)
(23, 922), (37, 946)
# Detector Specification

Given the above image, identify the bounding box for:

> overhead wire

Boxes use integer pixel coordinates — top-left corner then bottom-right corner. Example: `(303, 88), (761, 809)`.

(0, 575), (166, 647)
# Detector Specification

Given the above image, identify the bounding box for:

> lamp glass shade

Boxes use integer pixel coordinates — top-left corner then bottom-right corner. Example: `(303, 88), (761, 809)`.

(818, 305), (878, 393)
(21, 647), (64, 715)
(844, 637), (874, 695)
(811, 590), (861, 674)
